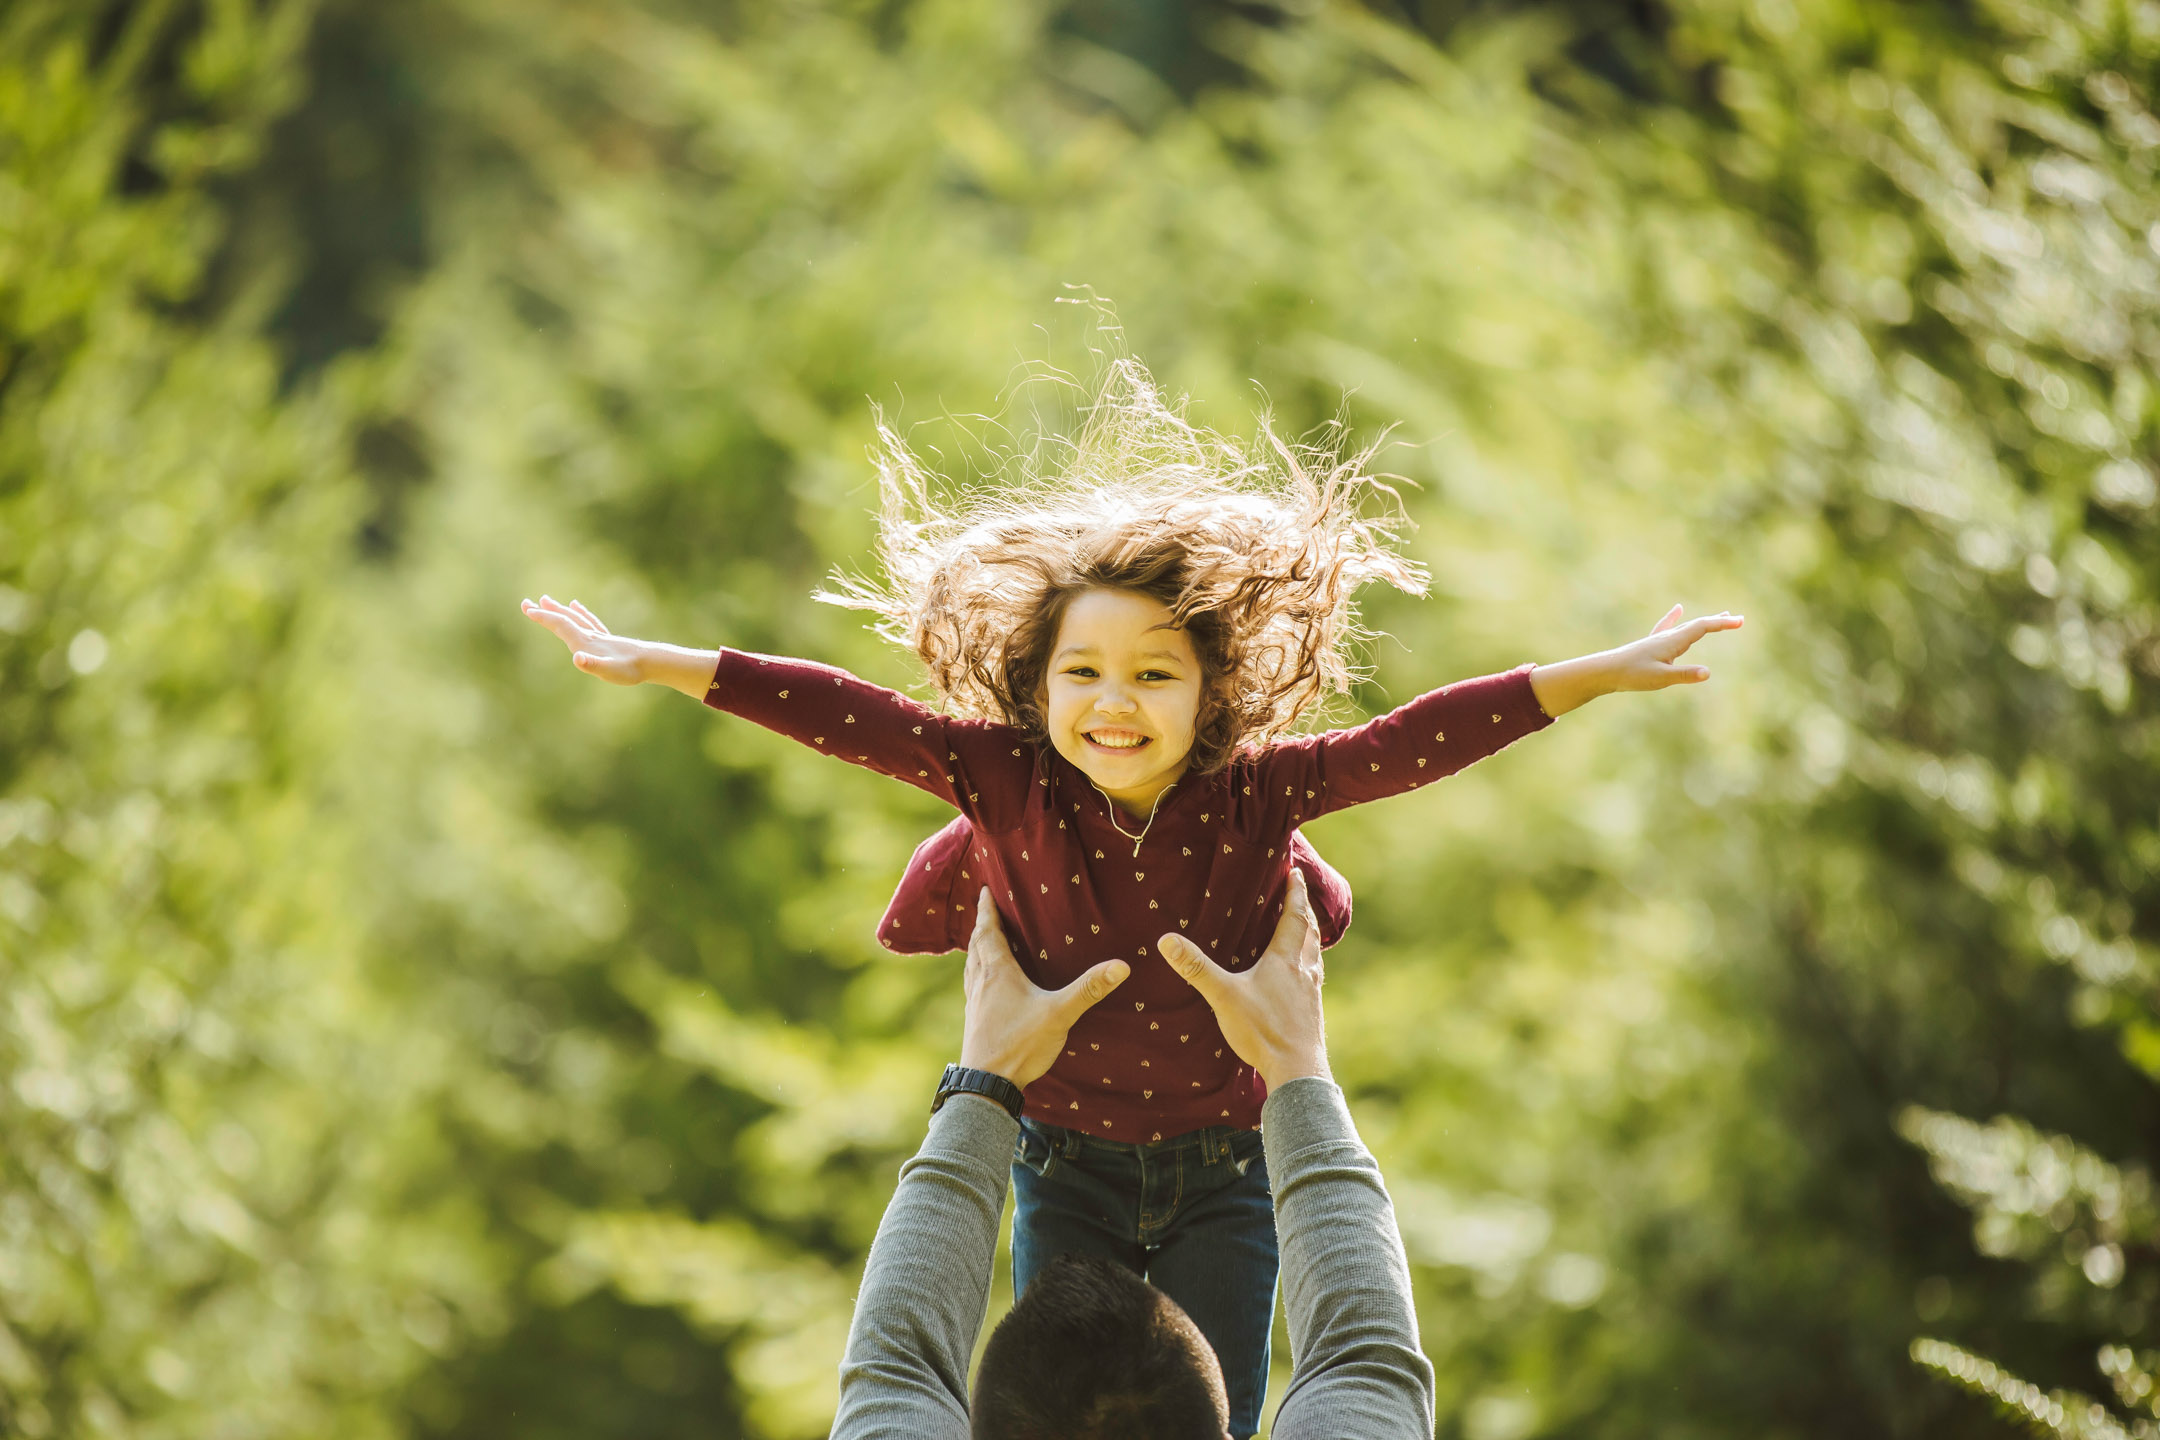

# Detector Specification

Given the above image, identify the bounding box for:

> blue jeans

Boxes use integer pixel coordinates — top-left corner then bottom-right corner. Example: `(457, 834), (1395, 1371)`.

(1011, 1118), (1279, 1438)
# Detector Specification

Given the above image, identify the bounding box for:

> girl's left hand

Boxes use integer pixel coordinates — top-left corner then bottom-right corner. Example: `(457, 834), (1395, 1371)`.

(1606, 604), (1745, 692)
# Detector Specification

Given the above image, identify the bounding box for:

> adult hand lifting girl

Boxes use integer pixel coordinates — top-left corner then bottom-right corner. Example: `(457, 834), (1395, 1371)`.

(959, 888), (1131, 1088)
(1159, 871), (1329, 1091)
(953, 874), (1322, 1091)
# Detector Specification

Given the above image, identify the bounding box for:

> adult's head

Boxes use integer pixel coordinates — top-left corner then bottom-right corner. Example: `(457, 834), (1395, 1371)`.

(955, 873), (1327, 1439)
(972, 1253), (1229, 1440)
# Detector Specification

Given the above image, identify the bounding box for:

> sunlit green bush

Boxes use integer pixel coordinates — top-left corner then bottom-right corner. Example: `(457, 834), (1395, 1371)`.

(0, 4), (504, 1437)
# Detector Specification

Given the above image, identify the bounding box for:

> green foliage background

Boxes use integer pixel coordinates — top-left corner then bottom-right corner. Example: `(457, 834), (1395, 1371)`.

(8, 1), (2160, 1436)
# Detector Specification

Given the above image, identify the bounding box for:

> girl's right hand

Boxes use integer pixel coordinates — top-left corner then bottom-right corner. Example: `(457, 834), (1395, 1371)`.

(521, 595), (649, 685)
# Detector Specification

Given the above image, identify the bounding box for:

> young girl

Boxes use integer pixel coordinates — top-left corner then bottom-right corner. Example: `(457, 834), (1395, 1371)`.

(522, 361), (1739, 1436)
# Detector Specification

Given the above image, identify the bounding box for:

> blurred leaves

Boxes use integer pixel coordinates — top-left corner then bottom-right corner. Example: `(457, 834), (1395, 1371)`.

(0, 4), (502, 1438)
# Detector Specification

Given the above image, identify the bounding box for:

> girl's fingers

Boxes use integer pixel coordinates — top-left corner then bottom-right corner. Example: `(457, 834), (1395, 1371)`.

(525, 606), (584, 642)
(524, 598), (633, 680)
(1661, 613), (1743, 656)
(1664, 621), (1710, 654)
(567, 599), (609, 633)
(1649, 608), (1744, 645)
(549, 617), (596, 649)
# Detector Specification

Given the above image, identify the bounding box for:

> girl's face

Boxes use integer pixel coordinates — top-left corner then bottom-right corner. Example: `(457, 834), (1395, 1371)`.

(1042, 587), (1202, 816)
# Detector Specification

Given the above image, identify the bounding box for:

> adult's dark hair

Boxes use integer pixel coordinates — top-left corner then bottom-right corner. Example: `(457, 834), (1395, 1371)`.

(972, 1254), (1229, 1440)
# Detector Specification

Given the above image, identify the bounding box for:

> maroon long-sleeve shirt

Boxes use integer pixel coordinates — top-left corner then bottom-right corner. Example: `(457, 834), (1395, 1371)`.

(705, 649), (1550, 1140)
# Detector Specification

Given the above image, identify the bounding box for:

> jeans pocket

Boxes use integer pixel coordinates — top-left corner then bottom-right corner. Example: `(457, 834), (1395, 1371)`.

(1013, 1122), (1059, 1179)
(1228, 1129), (1268, 1186)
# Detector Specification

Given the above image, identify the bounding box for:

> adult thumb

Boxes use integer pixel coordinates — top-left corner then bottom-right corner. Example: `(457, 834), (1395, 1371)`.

(1286, 868), (1312, 922)
(1055, 959), (1129, 1017)
(1160, 933), (1225, 994)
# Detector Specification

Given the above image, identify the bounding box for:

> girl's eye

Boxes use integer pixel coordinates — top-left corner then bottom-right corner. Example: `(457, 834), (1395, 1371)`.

(1065, 667), (1098, 679)
(1140, 671), (1173, 682)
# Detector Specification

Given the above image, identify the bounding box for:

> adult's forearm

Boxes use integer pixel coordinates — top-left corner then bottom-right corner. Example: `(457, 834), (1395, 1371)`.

(1265, 1077), (1434, 1440)
(636, 641), (723, 698)
(832, 1094), (1016, 1440)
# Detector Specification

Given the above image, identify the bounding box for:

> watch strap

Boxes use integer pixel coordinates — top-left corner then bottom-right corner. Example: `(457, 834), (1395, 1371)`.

(933, 1063), (1025, 1120)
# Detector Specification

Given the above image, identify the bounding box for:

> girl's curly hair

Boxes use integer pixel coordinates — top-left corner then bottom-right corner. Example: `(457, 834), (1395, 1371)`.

(819, 359), (1428, 775)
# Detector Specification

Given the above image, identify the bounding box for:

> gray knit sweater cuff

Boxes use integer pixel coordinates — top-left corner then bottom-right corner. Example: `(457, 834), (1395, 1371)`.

(930, 1090), (1022, 1158)
(1260, 1074), (1356, 1158)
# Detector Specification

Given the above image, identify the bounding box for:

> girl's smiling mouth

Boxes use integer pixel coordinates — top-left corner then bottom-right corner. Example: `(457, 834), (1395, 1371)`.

(1083, 729), (1153, 752)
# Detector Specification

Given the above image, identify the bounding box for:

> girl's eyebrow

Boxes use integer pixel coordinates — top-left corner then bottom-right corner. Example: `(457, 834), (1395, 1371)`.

(1053, 644), (1184, 664)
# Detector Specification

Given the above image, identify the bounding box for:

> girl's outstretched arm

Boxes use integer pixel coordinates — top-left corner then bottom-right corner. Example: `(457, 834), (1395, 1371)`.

(1257, 605), (1742, 821)
(1527, 605), (1745, 717)
(519, 595), (1031, 822)
(522, 595), (718, 696)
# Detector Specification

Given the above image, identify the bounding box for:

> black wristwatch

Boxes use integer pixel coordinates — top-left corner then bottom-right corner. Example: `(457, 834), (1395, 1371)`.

(932, 1063), (1025, 1120)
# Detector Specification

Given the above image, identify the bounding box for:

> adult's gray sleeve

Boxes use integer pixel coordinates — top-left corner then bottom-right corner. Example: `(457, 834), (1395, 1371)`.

(831, 1093), (1018, 1440)
(1265, 1076), (1436, 1440)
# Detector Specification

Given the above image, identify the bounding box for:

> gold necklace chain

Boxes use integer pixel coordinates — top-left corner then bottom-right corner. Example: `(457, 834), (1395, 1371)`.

(1095, 781), (1174, 858)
